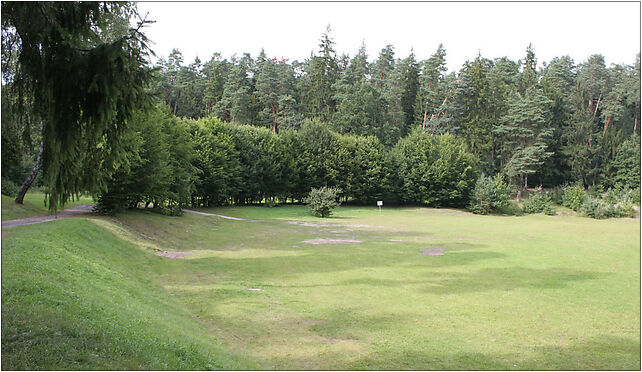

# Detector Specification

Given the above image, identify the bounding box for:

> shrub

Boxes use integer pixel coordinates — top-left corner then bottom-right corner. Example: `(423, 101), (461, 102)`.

(579, 187), (636, 219)
(562, 184), (585, 211)
(497, 201), (524, 216)
(304, 186), (342, 218)
(1, 178), (19, 197)
(468, 174), (510, 215)
(550, 186), (564, 205)
(523, 188), (554, 215)
(159, 200), (184, 216)
(633, 187), (641, 206)
(581, 196), (616, 219)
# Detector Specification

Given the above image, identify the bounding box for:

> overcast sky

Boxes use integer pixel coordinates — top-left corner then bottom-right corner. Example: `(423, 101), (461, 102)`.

(136, 2), (640, 72)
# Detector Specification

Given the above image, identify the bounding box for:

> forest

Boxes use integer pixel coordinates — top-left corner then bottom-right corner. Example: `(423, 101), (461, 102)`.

(2, 6), (640, 216)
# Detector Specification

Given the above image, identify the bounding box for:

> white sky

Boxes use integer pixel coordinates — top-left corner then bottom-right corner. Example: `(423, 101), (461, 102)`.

(136, 2), (640, 72)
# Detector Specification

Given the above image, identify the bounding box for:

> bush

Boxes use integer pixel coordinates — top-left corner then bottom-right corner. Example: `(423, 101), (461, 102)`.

(550, 186), (564, 205)
(633, 187), (641, 206)
(562, 184), (586, 211)
(468, 174), (510, 215)
(497, 201), (524, 216)
(1, 178), (19, 197)
(523, 188), (555, 215)
(581, 196), (616, 219)
(159, 200), (184, 216)
(304, 186), (341, 218)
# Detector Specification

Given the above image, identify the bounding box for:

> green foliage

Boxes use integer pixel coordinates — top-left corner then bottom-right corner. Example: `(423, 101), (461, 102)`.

(188, 117), (242, 206)
(95, 106), (196, 214)
(497, 201), (525, 216)
(468, 174), (511, 215)
(393, 130), (478, 207)
(2, 2), (153, 212)
(562, 184), (586, 211)
(1, 178), (19, 197)
(304, 186), (341, 217)
(522, 188), (555, 215)
(580, 196), (618, 219)
(579, 188), (635, 219)
(608, 137), (641, 189)
(549, 186), (565, 205)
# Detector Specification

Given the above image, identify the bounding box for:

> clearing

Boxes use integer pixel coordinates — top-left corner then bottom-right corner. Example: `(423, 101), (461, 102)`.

(2, 204), (640, 370)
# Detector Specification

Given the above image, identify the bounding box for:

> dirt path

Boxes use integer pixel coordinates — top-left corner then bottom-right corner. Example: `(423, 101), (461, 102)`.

(183, 209), (250, 221)
(2, 204), (95, 228)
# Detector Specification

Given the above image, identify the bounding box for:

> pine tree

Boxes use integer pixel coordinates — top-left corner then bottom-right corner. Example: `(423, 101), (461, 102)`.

(495, 88), (553, 200)
(303, 25), (339, 122)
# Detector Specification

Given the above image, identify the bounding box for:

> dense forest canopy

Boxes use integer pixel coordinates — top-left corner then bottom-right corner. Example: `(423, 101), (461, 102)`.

(1, 4), (639, 214)
(150, 28), (640, 188)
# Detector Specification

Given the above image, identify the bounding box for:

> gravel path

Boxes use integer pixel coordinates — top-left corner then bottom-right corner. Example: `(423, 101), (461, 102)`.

(2, 204), (95, 228)
(183, 209), (250, 221)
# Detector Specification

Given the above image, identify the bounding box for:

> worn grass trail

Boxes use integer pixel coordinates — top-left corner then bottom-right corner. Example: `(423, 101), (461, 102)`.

(1, 193), (94, 221)
(1, 205), (639, 370)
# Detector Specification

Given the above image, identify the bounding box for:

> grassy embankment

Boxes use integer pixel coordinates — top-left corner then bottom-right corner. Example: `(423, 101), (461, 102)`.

(2, 203), (640, 369)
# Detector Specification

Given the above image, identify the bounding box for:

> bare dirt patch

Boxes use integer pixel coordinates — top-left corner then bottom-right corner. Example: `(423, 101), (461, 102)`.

(288, 221), (338, 228)
(155, 250), (192, 258)
(303, 238), (362, 245)
(420, 248), (444, 256)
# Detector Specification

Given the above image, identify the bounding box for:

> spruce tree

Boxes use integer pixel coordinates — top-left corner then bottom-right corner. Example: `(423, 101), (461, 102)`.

(2, 2), (153, 211)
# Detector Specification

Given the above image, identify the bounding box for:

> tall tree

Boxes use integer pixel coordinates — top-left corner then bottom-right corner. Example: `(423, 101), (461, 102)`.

(215, 53), (254, 124)
(495, 87), (553, 200)
(415, 44), (448, 132)
(304, 25), (339, 122)
(2, 2), (153, 211)
(455, 54), (495, 172)
(399, 50), (420, 136)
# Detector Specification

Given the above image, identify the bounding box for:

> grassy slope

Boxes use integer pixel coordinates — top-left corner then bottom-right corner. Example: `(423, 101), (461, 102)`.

(1, 192), (94, 221)
(111, 206), (640, 370)
(1, 218), (254, 370)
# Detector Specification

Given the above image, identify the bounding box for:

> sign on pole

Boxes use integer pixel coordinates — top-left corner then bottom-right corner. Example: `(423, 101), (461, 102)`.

(377, 200), (383, 215)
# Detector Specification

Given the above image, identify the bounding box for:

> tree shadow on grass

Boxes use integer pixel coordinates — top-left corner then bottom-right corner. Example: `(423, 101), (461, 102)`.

(177, 244), (503, 284)
(421, 267), (606, 295)
(343, 334), (640, 370)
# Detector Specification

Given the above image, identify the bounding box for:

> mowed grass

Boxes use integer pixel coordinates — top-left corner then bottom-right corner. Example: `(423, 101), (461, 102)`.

(1, 218), (255, 370)
(2, 205), (640, 369)
(1, 192), (94, 221)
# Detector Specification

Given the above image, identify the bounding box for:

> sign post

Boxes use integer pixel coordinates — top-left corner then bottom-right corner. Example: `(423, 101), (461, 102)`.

(377, 200), (383, 215)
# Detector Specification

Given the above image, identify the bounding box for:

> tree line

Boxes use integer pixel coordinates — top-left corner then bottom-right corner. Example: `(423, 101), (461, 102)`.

(152, 27), (640, 199)
(1, 6), (639, 213)
(94, 108), (477, 214)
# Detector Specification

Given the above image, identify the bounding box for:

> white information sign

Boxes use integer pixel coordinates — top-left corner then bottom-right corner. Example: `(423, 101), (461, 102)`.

(377, 201), (383, 206)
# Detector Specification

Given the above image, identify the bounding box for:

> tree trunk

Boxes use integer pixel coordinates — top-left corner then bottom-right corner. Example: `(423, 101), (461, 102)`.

(273, 105), (278, 134)
(592, 94), (602, 121)
(173, 91), (180, 115)
(15, 141), (44, 204)
(517, 174), (524, 202)
(422, 99), (429, 130)
(634, 111), (638, 135)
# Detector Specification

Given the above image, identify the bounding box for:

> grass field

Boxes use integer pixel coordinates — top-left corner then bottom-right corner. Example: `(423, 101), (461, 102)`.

(1, 192), (94, 221)
(2, 204), (640, 369)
